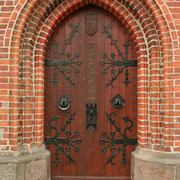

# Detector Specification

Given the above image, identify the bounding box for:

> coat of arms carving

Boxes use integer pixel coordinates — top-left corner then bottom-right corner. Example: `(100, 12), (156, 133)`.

(85, 11), (98, 36)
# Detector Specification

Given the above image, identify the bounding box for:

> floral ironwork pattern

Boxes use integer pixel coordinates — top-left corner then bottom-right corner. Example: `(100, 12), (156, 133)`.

(100, 23), (137, 88)
(45, 22), (82, 87)
(44, 111), (82, 165)
(99, 112), (137, 166)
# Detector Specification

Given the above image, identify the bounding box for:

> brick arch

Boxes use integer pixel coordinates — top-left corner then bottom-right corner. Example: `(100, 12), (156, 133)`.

(9, 0), (174, 152)
(33, 1), (148, 150)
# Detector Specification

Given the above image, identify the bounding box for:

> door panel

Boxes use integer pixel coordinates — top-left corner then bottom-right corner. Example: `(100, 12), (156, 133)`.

(44, 5), (137, 179)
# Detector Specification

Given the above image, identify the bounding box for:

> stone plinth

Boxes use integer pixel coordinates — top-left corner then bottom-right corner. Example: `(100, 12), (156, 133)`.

(0, 146), (50, 180)
(132, 146), (180, 180)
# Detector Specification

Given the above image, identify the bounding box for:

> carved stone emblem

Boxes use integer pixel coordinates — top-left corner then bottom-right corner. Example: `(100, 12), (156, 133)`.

(85, 11), (98, 36)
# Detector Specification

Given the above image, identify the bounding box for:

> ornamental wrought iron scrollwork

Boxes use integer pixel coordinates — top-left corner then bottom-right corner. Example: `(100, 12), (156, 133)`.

(99, 112), (137, 167)
(45, 22), (82, 87)
(100, 23), (137, 88)
(44, 111), (82, 165)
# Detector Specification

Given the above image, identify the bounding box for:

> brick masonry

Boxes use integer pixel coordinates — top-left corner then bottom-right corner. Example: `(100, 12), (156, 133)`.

(0, 0), (180, 178)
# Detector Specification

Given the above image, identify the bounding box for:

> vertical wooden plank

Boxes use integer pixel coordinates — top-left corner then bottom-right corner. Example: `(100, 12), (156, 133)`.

(104, 10), (112, 177)
(74, 8), (86, 176)
(96, 7), (106, 177)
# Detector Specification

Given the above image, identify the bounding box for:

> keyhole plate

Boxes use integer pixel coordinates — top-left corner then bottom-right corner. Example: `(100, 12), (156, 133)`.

(57, 93), (72, 111)
(110, 93), (126, 109)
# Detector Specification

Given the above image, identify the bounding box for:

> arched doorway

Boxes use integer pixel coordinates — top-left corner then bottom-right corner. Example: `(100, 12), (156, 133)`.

(44, 5), (137, 179)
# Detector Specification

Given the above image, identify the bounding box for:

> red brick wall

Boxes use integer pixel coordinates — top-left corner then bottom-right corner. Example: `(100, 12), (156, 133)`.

(0, 0), (179, 152)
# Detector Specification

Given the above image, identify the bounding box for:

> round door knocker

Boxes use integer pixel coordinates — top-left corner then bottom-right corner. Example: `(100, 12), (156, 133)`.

(57, 93), (72, 111)
(110, 93), (126, 109)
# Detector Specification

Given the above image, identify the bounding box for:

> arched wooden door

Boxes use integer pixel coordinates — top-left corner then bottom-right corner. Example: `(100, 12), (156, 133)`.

(44, 5), (137, 180)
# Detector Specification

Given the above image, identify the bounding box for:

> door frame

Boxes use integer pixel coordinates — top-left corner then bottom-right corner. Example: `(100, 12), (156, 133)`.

(8, 0), (172, 179)
(44, 5), (138, 178)
(39, 2), (146, 177)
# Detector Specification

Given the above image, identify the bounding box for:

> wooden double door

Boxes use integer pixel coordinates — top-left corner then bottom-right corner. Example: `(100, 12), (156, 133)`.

(44, 5), (137, 180)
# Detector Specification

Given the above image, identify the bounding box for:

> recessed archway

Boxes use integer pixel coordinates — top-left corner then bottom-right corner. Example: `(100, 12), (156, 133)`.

(9, 0), (173, 152)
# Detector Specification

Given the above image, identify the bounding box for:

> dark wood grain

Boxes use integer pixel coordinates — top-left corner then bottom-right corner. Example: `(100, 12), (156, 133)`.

(53, 177), (131, 180)
(44, 5), (137, 180)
